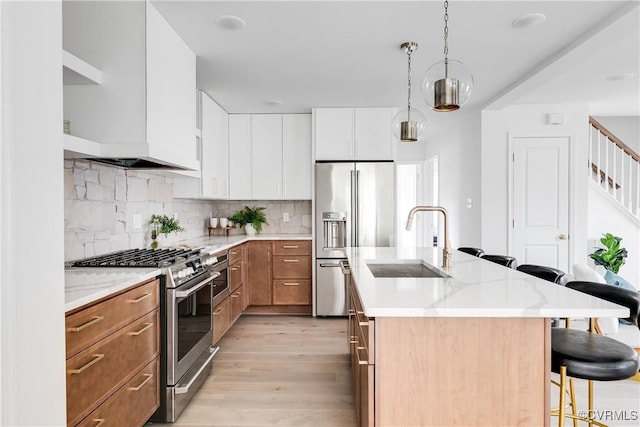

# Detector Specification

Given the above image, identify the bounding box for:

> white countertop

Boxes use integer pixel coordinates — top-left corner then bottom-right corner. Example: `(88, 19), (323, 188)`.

(175, 233), (312, 255)
(347, 247), (630, 318)
(64, 233), (311, 312)
(65, 267), (161, 312)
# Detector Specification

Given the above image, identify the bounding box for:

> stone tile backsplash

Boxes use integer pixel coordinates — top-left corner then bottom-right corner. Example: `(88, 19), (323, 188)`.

(64, 160), (312, 261)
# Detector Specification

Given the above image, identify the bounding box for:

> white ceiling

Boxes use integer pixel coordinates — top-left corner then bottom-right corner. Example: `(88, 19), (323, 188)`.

(152, 0), (640, 116)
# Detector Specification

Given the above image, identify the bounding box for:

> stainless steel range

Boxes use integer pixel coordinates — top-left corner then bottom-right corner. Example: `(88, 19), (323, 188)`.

(69, 248), (229, 422)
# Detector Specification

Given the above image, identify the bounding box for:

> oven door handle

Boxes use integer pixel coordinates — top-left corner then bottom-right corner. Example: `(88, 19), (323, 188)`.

(175, 346), (219, 394)
(174, 272), (221, 299)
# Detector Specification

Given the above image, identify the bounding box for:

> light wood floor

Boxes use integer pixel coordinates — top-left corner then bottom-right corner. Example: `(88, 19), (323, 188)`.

(149, 315), (355, 427)
(148, 315), (639, 427)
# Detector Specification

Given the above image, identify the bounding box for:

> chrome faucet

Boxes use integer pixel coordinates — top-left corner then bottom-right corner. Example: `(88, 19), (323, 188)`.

(405, 206), (452, 269)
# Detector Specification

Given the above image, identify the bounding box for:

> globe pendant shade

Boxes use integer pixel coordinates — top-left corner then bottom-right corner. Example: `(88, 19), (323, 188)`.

(422, 59), (473, 111)
(392, 108), (427, 142)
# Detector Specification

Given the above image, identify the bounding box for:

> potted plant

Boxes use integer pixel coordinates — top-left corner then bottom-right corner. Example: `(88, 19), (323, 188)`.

(589, 232), (628, 275)
(150, 214), (185, 239)
(231, 206), (268, 235)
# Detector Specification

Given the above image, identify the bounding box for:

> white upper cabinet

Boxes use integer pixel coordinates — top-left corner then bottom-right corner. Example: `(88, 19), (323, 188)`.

(228, 114), (312, 200)
(200, 92), (229, 199)
(62, 1), (198, 170)
(283, 114), (312, 199)
(251, 115), (284, 200)
(229, 115), (253, 200)
(313, 107), (393, 161)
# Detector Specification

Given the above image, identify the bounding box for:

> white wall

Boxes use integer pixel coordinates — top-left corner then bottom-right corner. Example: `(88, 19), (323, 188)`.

(424, 107), (482, 248)
(481, 104), (590, 269)
(1, 1), (66, 425)
(594, 116), (640, 153)
(587, 181), (640, 285)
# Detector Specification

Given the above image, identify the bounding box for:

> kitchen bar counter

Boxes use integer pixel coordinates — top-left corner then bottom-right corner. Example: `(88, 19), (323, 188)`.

(347, 246), (628, 318)
(346, 246), (629, 426)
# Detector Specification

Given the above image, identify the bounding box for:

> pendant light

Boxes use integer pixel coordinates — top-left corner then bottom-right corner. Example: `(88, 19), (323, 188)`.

(392, 42), (427, 143)
(422, 1), (474, 111)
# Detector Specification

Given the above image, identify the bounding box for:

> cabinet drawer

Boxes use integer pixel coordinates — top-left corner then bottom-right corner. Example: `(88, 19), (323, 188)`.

(66, 279), (159, 358)
(272, 240), (311, 256)
(273, 280), (311, 305)
(67, 310), (160, 426)
(229, 260), (243, 292)
(76, 358), (160, 427)
(272, 255), (311, 278)
(213, 297), (232, 344)
(230, 286), (243, 322)
(228, 245), (243, 264)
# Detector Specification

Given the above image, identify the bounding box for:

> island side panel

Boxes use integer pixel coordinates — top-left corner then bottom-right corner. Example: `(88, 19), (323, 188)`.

(375, 317), (550, 427)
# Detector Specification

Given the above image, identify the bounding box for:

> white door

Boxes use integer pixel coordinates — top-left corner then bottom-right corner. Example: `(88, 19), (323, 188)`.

(512, 136), (570, 271)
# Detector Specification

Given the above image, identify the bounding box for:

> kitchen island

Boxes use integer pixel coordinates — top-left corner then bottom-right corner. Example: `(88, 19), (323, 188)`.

(345, 247), (628, 427)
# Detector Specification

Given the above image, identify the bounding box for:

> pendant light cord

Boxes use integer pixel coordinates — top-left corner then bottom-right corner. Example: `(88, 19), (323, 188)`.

(407, 46), (412, 120)
(443, 0), (449, 77)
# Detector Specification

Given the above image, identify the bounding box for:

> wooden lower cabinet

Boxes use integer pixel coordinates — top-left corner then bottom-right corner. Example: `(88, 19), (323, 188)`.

(349, 278), (374, 427)
(65, 278), (160, 427)
(272, 279), (311, 305)
(230, 286), (243, 322)
(247, 241), (272, 306)
(77, 359), (160, 427)
(213, 297), (232, 344)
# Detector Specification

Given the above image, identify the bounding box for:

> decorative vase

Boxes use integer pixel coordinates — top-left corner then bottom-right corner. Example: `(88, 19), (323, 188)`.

(244, 223), (257, 235)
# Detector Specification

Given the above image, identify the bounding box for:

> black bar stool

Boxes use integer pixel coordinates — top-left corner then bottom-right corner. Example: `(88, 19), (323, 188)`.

(480, 254), (518, 269)
(517, 264), (570, 286)
(457, 247), (484, 257)
(552, 281), (640, 427)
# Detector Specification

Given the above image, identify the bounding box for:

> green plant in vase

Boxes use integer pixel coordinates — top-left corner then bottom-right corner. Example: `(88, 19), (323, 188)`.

(589, 232), (627, 274)
(232, 206), (268, 235)
(150, 214), (185, 237)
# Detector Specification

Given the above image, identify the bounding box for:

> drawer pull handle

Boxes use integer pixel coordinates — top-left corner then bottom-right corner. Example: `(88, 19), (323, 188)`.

(69, 353), (104, 375)
(67, 316), (104, 332)
(231, 267), (239, 271)
(283, 259), (299, 263)
(358, 320), (369, 326)
(230, 250), (239, 255)
(128, 373), (153, 391)
(127, 292), (152, 304)
(231, 293), (240, 298)
(282, 245), (299, 249)
(92, 419), (106, 427)
(127, 322), (153, 336)
(283, 282), (300, 286)
(214, 308), (224, 315)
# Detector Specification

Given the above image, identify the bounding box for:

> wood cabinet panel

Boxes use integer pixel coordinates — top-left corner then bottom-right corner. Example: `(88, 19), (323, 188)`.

(228, 245), (243, 264)
(76, 359), (159, 427)
(67, 309), (159, 426)
(229, 261), (243, 292)
(65, 279), (159, 359)
(272, 255), (311, 279)
(247, 241), (272, 306)
(272, 240), (311, 256)
(230, 287), (243, 322)
(272, 280), (311, 305)
(213, 297), (232, 345)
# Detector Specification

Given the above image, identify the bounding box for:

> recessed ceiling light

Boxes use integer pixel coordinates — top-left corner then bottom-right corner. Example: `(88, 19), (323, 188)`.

(606, 73), (635, 82)
(265, 100), (283, 106)
(511, 13), (546, 29)
(215, 15), (246, 30)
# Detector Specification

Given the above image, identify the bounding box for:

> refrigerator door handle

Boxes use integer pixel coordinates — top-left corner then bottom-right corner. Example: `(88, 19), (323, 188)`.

(354, 169), (360, 246)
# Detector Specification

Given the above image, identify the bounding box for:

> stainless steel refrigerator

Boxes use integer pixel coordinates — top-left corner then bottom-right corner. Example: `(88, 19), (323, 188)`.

(315, 161), (395, 316)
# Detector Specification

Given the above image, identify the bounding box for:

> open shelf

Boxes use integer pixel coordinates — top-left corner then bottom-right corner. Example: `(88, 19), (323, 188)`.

(63, 50), (103, 85)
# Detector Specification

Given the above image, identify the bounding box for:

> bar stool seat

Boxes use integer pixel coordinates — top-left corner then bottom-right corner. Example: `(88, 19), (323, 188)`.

(552, 328), (639, 380)
(517, 264), (570, 286)
(457, 247), (484, 257)
(480, 254), (517, 269)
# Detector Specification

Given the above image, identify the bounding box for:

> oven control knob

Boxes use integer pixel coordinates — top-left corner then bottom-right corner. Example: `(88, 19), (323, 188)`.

(176, 269), (186, 279)
(186, 267), (195, 276)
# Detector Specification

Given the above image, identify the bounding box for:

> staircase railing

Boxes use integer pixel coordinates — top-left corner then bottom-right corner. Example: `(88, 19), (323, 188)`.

(588, 117), (640, 221)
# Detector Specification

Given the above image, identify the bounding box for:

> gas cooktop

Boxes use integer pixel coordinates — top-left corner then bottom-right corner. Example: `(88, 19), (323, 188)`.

(69, 248), (201, 268)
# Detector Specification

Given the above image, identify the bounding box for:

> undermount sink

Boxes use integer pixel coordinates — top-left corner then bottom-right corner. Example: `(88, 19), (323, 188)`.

(366, 260), (448, 278)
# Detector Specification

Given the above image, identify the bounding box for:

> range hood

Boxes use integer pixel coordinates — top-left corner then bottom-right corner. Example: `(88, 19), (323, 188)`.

(63, 135), (199, 171)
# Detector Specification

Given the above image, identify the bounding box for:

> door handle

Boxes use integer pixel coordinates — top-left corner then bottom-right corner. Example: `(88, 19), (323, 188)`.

(559, 234), (568, 240)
